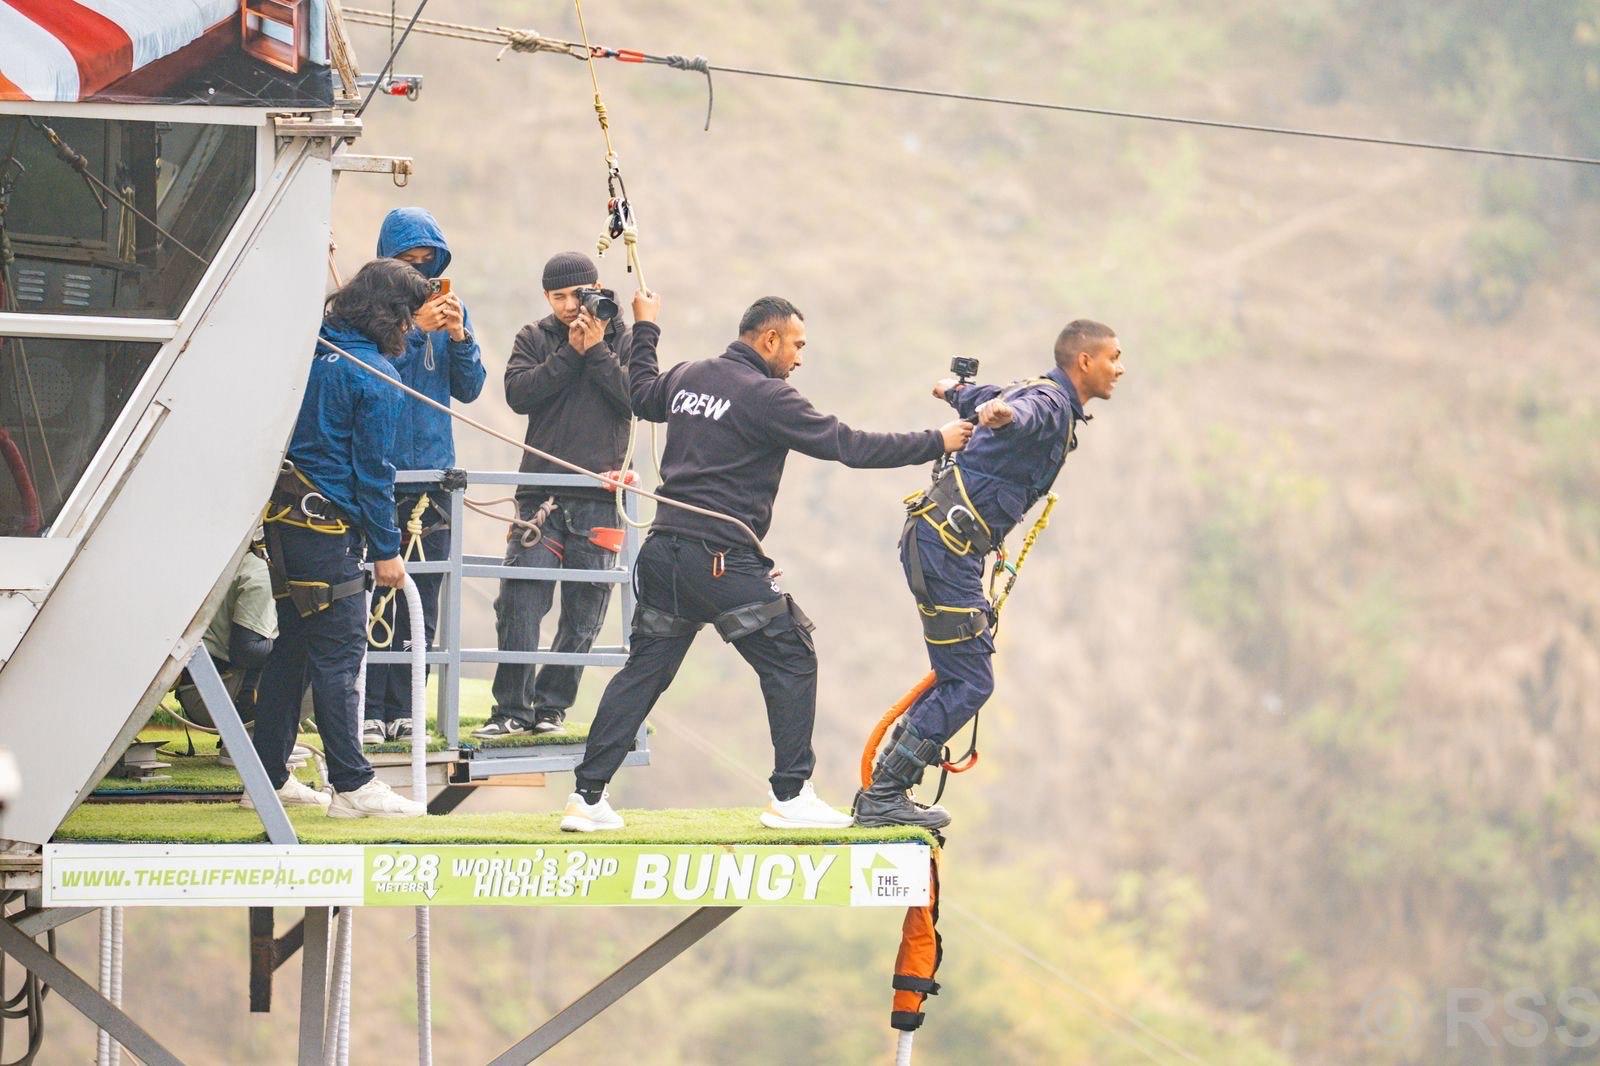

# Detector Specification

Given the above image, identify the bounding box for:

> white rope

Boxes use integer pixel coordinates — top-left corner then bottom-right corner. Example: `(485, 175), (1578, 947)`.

(109, 907), (123, 1066)
(894, 1031), (914, 1066)
(324, 908), (354, 1066)
(316, 337), (762, 550)
(399, 574), (433, 1066)
(415, 906), (433, 1066)
(96, 909), (112, 1066)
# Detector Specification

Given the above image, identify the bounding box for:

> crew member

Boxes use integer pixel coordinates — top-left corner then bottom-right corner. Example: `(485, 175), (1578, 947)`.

(853, 320), (1123, 829)
(250, 259), (431, 819)
(478, 252), (631, 739)
(562, 292), (974, 832)
(363, 208), (484, 745)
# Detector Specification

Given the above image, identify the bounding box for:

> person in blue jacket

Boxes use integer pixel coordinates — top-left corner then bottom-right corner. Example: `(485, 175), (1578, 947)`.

(853, 319), (1124, 830)
(250, 258), (430, 819)
(363, 208), (485, 743)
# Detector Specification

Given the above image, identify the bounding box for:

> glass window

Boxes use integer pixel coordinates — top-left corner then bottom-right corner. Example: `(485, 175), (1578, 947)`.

(0, 117), (254, 318)
(0, 337), (160, 536)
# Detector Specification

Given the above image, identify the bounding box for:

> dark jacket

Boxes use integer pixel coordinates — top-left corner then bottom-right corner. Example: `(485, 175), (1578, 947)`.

(375, 208), (485, 471)
(944, 366), (1085, 544)
(293, 323), (404, 558)
(505, 311), (633, 503)
(628, 321), (946, 548)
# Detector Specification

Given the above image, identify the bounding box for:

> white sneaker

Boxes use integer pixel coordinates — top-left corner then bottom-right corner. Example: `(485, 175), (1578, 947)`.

(240, 775), (330, 810)
(560, 791), (624, 832)
(759, 782), (853, 829)
(328, 778), (426, 819)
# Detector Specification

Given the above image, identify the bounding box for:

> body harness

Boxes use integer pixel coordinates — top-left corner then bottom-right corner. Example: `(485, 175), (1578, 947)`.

(880, 376), (1078, 786)
(900, 376), (1078, 644)
(262, 461), (369, 619)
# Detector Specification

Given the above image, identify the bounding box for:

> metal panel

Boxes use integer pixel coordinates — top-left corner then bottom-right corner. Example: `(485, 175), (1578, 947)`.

(466, 749), (649, 779)
(0, 144), (333, 846)
(0, 539), (74, 591)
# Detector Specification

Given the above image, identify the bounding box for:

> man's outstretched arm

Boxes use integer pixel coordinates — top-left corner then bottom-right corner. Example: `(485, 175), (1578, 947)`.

(762, 385), (970, 468)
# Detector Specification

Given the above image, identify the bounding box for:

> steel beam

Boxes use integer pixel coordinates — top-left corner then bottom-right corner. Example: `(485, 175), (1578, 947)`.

(488, 907), (739, 1064)
(0, 918), (184, 1066)
(297, 908), (330, 1065)
(250, 908), (274, 1012)
(188, 648), (297, 845)
(8, 906), (92, 937)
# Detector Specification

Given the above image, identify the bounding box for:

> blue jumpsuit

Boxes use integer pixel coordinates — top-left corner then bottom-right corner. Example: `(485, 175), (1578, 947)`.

(902, 367), (1085, 744)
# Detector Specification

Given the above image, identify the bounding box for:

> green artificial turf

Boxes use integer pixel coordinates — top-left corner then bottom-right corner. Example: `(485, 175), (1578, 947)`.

(148, 678), (595, 754)
(55, 804), (933, 847)
(94, 757), (322, 795)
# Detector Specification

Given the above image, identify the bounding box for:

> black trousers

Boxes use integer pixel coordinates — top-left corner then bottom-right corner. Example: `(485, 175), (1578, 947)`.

(365, 493), (449, 724)
(252, 525), (374, 794)
(490, 496), (617, 724)
(575, 533), (817, 798)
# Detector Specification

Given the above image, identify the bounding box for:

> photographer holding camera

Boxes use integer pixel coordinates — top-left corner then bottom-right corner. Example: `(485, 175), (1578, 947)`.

(853, 320), (1124, 830)
(479, 252), (631, 739)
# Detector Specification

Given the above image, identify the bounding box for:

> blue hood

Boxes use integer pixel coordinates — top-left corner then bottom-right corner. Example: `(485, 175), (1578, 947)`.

(376, 207), (451, 278)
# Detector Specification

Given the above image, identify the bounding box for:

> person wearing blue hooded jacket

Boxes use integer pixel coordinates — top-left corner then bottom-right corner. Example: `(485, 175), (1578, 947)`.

(363, 208), (486, 744)
(250, 259), (430, 820)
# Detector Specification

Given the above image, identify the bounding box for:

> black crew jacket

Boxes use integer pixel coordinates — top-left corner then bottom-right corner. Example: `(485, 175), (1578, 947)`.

(627, 321), (945, 549)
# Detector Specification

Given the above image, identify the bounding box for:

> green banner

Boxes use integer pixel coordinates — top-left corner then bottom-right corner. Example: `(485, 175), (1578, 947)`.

(42, 843), (930, 909)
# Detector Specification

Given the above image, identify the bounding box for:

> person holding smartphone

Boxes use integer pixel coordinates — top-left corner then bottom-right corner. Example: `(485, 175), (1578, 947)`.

(365, 208), (485, 744)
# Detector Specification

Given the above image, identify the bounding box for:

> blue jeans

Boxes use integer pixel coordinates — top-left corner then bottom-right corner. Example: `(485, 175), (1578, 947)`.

(365, 493), (449, 724)
(900, 521), (997, 744)
(252, 525), (376, 794)
(490, 496), (618, 723)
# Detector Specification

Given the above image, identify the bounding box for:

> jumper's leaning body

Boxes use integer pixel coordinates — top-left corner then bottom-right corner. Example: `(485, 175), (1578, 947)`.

(855, 368), (1085, 830)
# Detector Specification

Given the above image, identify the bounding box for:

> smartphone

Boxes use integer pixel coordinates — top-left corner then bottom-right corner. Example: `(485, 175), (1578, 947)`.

(427, 277), (452, 297)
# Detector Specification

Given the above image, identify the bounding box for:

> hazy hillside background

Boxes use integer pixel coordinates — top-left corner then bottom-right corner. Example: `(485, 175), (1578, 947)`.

(43, 1), (1600, 1062)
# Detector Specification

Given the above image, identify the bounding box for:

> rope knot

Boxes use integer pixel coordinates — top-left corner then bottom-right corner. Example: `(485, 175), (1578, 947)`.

(663, 54), (709, 74)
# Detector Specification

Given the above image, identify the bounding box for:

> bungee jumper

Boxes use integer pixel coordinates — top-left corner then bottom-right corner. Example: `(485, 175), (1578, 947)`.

(854, 320), (1125, 830)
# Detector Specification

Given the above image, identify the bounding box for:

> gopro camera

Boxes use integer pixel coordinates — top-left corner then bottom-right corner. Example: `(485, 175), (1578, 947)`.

(950, 356), (980, 384)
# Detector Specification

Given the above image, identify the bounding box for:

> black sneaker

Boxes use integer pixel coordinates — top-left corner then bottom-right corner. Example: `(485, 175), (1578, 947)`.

(361, 718), (387, 745)
(471, 716), (531, 740)
(532, 711), (566, 734)
(387, 719), (415, 741)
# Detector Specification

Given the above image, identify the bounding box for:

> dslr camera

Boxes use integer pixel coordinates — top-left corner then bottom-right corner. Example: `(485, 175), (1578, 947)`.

(576, 286), (619, 322)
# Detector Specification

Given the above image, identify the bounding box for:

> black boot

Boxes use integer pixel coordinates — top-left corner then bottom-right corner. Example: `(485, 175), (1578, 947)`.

(852, 721), (953, 829)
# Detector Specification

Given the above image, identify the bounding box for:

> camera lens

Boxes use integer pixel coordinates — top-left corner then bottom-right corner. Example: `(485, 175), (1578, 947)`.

(582, 289), (619, 322)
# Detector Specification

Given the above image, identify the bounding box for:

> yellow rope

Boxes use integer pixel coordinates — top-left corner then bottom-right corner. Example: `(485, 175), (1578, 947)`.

(573, 0), (648, 291)
(367, 493), (431, 648)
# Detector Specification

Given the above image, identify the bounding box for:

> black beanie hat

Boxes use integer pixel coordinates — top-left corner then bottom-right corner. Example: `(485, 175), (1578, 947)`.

(542, 251), (599, 291)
